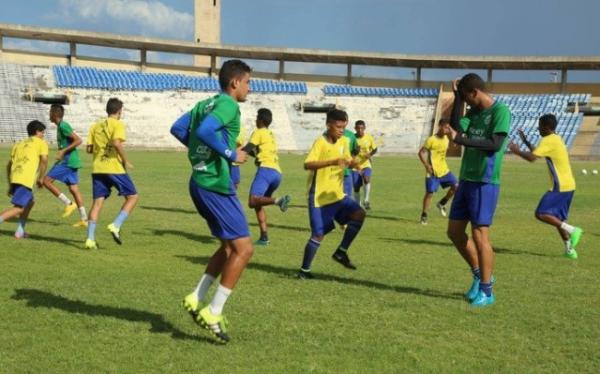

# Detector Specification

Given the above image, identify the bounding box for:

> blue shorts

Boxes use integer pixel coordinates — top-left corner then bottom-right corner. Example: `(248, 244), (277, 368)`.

(426, 172), (458, 193)
(231, 165), (241, 186)
(309, 195), (362, 237)
(449, 181), (500, 226)
(92, 174), (137, 199)
(9, 184), (33, 207)
(535, 190), (574, 221)
(352, 168), (372, 190)
(47, 163), (79, 186)
(189, 178), (249, 240)
(343, 174), (353, 197)
(250, 167), (281, 197)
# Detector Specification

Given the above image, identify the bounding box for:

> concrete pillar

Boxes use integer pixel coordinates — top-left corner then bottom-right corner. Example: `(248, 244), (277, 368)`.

(209, 54), (217, 76)
(69, 42), (77, 66)
(0, 34), (3, 56)
(278, 59), (285, 80)
(487, 68), (493, 83)
(416, 67), (422, 87)
(194, 0), (221, 68)
(560, 68), (568, 93)
(346, 63), (352, 85)
(140, 49), (147, 71)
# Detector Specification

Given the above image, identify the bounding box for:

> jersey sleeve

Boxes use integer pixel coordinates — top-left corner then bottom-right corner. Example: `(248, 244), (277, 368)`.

(369, 135), (377, 151)
(424, 136), (433, 150)
(532, 136), (552, 157)
(211, 99), (238, 127)
(112, 121), (126, 142)
(493, 105), (511, 134)
(60, 122), (74, 137)
(305, 138), (323, 163)
(39, 140), (49, 156)
(249, 129), (262, 146)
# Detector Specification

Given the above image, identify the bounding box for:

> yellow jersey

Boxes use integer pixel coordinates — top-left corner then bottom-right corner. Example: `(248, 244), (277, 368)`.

(355, 133), (377, 169)
(232, 126), (247, 167)
(305, 135), (351, 207)
(87, 118), (127, 174)
(10, 136), (49, 189)
(249, 127), (281, 172)
(533, 133), (575, 192)
(423, 135), (450, 177)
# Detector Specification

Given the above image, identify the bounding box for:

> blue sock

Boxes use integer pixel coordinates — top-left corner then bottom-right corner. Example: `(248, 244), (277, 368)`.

(15, 219), (26, 236)
(479, 282), (492, 297)
(87, 220), (97, 241)
(338, 220), (363, 251)
(301, 239), (321, 271)
(471, 267), (481, 279)
(113, 210), (129, 229)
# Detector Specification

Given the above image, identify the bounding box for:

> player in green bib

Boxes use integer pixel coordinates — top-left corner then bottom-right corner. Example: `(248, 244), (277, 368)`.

(42, 104), (88, 227)
(171, 60), (253, 344)
(447, 74), (511, 307)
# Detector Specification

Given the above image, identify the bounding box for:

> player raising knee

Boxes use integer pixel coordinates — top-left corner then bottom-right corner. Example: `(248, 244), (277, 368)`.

(447, 74), (511, 307)
(298, 109), (366, 279)
(42, 104), (88, 227)
(245, 108), (291, 245)
(171, 59), (253, 344)
(509, 114), (582, 259)
(85, 98), (138, 249)
(0, 121), (48, 239)
(418, 118), (458, 224)
(352, 120), (377, 209)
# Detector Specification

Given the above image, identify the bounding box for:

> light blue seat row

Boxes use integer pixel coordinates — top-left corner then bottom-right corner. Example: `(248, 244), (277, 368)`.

(53, 65), (308, 94)
(322, 85), (438, 97)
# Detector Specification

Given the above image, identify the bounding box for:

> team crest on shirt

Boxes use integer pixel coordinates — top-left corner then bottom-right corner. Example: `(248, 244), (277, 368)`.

(484, 115), (492, 126)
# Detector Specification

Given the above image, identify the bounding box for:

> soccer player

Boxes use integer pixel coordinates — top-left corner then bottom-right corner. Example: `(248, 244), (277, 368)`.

(85, 98), (138, 249)
(0, 121), (48, 238)
(509, 114), (582, 259)
(447, 74), (511, 307)
(231, 125), (246, 190)
(418, 119), (458, 224)
(298, 109), (366, 279)
(245, 108), (291, 245)
(171, 59), (253, 344)
(42, 104), (88, 227)
(352, 120), (378, 209)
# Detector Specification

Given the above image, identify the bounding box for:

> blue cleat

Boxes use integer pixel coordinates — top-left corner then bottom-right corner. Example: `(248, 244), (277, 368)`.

(465, 276), (480, 302)
(470, 290), (496, 307)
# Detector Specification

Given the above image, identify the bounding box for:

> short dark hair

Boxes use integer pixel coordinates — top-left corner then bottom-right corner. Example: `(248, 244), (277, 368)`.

(27, 120), (46, 136)
(257, 108), (272, 126)
(439, 118), (450, 125)
(106, 98), (123, 115)
(50, 104), (64, 118)
(355, 120), (366, 127)
(539, 114), (557, 131)
(219, 59), (252, 91)
(326, 109), (347, 124)
(458, 73), (486, 95)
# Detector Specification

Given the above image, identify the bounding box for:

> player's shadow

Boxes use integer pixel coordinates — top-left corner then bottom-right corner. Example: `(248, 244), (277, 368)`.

(140, 205), (196, 215)
(249, 222), (306, 233)
(150, 229), (215, 244)
(383, 237), (553, 257)
(0, 229), (81, 249)
(288, 204), (307, 209)
(11, 288), (214, 344)
(367, 214), (413, 223)
(176, 255), (462, 301)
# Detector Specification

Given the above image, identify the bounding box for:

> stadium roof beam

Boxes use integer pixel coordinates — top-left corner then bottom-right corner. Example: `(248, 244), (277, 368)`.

(2, 23), (600, 72)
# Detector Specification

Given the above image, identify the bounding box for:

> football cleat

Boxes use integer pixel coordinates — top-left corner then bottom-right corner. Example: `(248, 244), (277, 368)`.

(107, 223), (122, 245)
(254, 239), (270, 246)
(470, 290), (496, 307)
(332, 250), (357, 270)
(72, 220), (88, 228)
(436, 202), (447, 217)
(84, 239), (97, 250)
(196, 306), (230, 344)
(569, 227), (583, 250)
(297, 269), (315, 280)
(364, 201), (371, 210)
(62, 203), (77, 218)
(182, 292), (202, 320)
(563, 249), (578, 260)
(465, 276), (480, 302)
(277, 195), (291, 212)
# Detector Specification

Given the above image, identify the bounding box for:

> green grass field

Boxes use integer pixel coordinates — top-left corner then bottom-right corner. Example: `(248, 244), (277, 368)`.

(1, 150), (599, 373)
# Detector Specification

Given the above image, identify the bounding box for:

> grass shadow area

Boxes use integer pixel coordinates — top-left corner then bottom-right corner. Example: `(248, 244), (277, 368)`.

(176, 255), (462, 301)
(0, 229), (82, 249)
(11, 288), (214, 344)
(249, 222), (307, 233)
(140, 205), (196, 215)
(150, 229), (215, 244)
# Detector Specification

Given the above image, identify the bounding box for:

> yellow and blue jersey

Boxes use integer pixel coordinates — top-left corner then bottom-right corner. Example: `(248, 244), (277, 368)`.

(533, 133), (575, 192)
(423, 135), (450, 177)
(10, 136), (49, 189)
(355, 133), (377, 169)
(87, 118), (127, 174)
(249, 127), (281, 173)
(305, 135), (351, 207)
